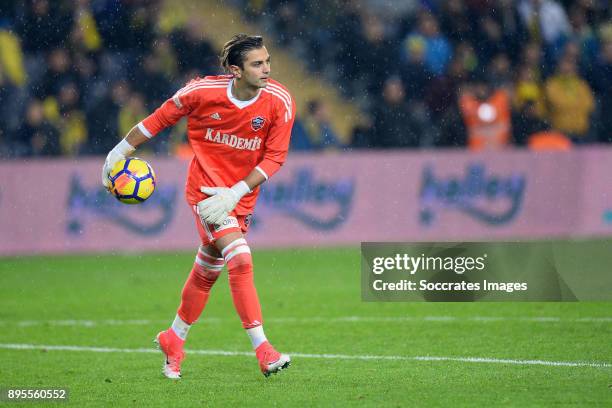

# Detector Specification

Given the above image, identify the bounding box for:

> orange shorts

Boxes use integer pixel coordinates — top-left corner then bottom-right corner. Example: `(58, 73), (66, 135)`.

(191, 205), (252, 246)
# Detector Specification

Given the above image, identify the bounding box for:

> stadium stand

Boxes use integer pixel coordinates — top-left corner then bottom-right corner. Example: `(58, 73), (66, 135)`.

(0, 0), (610, 157)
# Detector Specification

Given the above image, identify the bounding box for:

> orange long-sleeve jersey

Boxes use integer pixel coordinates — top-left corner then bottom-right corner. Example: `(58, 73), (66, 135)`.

(139, 75), (296, 214)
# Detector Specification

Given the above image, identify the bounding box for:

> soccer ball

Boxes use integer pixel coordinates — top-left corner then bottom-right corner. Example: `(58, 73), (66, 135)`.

(108, 157), (156, 204)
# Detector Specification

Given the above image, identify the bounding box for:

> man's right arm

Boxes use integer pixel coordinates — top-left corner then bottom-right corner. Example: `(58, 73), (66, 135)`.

(101, 84), (199, 189)
(125, 125), (151, 147)
(100, 125), (149, 189)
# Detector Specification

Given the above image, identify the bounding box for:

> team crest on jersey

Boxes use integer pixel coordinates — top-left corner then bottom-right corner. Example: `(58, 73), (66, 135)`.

(251, 116), (266, 131)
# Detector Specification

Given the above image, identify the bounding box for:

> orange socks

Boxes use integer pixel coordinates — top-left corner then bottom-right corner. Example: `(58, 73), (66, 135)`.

(222, 239), (263, 329)
(174, 239), (263, 340)
(177, 248), (224, 325)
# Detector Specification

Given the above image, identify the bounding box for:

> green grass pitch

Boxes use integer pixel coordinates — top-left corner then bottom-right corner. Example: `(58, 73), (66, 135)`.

(0, 247), (610, 407)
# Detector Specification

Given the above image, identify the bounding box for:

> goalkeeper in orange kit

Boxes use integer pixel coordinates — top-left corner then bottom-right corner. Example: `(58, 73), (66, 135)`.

(101, 34), (295, 378)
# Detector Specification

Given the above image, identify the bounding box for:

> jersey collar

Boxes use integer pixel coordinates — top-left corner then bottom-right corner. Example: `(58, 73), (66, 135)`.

(227, 79), (261, 109)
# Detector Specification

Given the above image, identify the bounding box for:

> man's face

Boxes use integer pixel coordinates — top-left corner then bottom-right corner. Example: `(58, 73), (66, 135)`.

(234, 46), (271, 89)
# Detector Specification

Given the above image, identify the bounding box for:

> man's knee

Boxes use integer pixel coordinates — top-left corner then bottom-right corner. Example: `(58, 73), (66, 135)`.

(194, 245), (224, 281)
(221, 238), (253, 271)
(199, 244), (222, 259)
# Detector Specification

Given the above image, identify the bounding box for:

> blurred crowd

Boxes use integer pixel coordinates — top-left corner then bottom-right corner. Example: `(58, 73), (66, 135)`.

(0, 0), (219, 158)
(0, 0), (610, 158)
(243, 0), (611, 150)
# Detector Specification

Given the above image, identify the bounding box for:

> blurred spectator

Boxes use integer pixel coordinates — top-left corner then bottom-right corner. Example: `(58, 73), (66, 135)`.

(439, 0), (475, 45)
(518, 0), (571, 46)
(520, 42), (545, 79)
(459, 76), (512, 150)
(400, 36), (429, 102)
(302, 99), (342, 150)
(514, 65), (546, 118)
(475, 15), (506, 63)
(70, 0), (102, 54)
(424, 56), (468, 119)
(170, 18), (218, 77)
(352, 15), (398, 97)
(132, 54), (172, 110)
(1, 0), (611, 157)
(544, 56), (595, 141)
(151, 38), (178, 80)
(56, 81), (87, 156)
(118, 92), (148, 138)
(371, 77), (423, 148)
(289, 119), (313, 151)
(268, 0), (305, 47)
(589, 40), (612, 143)
(71, 52), (98, 106)
(486, 53), (513, 89)
(16, 0), (73, 53)
(567, 4), (599, 71)
(349, 117), (375, 149)
(95, 1), (158, 55)
(15, 99), (60, 156)
(435, 104), (467, 148)
(0, 56), (25, 137)
(527, 129), (572, 150)
(454, 41), (479, 73)
(32, 49), (76, 100)
(512, 100), (550, 145)
(403, 12), (452, 76)
(331, 1), (364, 84)
(497, 0), (530, 63)
(0, 29), (27, 87)
(300, 1), (343, 70)
(86, 80), (130, 155)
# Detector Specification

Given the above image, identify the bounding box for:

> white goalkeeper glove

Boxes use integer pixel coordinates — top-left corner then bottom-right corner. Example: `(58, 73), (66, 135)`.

(101, 139), (135, 190)
(197, 181), (251, 225)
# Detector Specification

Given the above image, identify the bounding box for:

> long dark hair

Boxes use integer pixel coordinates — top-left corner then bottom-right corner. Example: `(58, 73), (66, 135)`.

(220, 34), (264, 72)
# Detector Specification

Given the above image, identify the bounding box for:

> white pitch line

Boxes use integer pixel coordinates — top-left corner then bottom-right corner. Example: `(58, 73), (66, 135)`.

(0, 343), (609, 369)
(0, 316), (610, 327)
